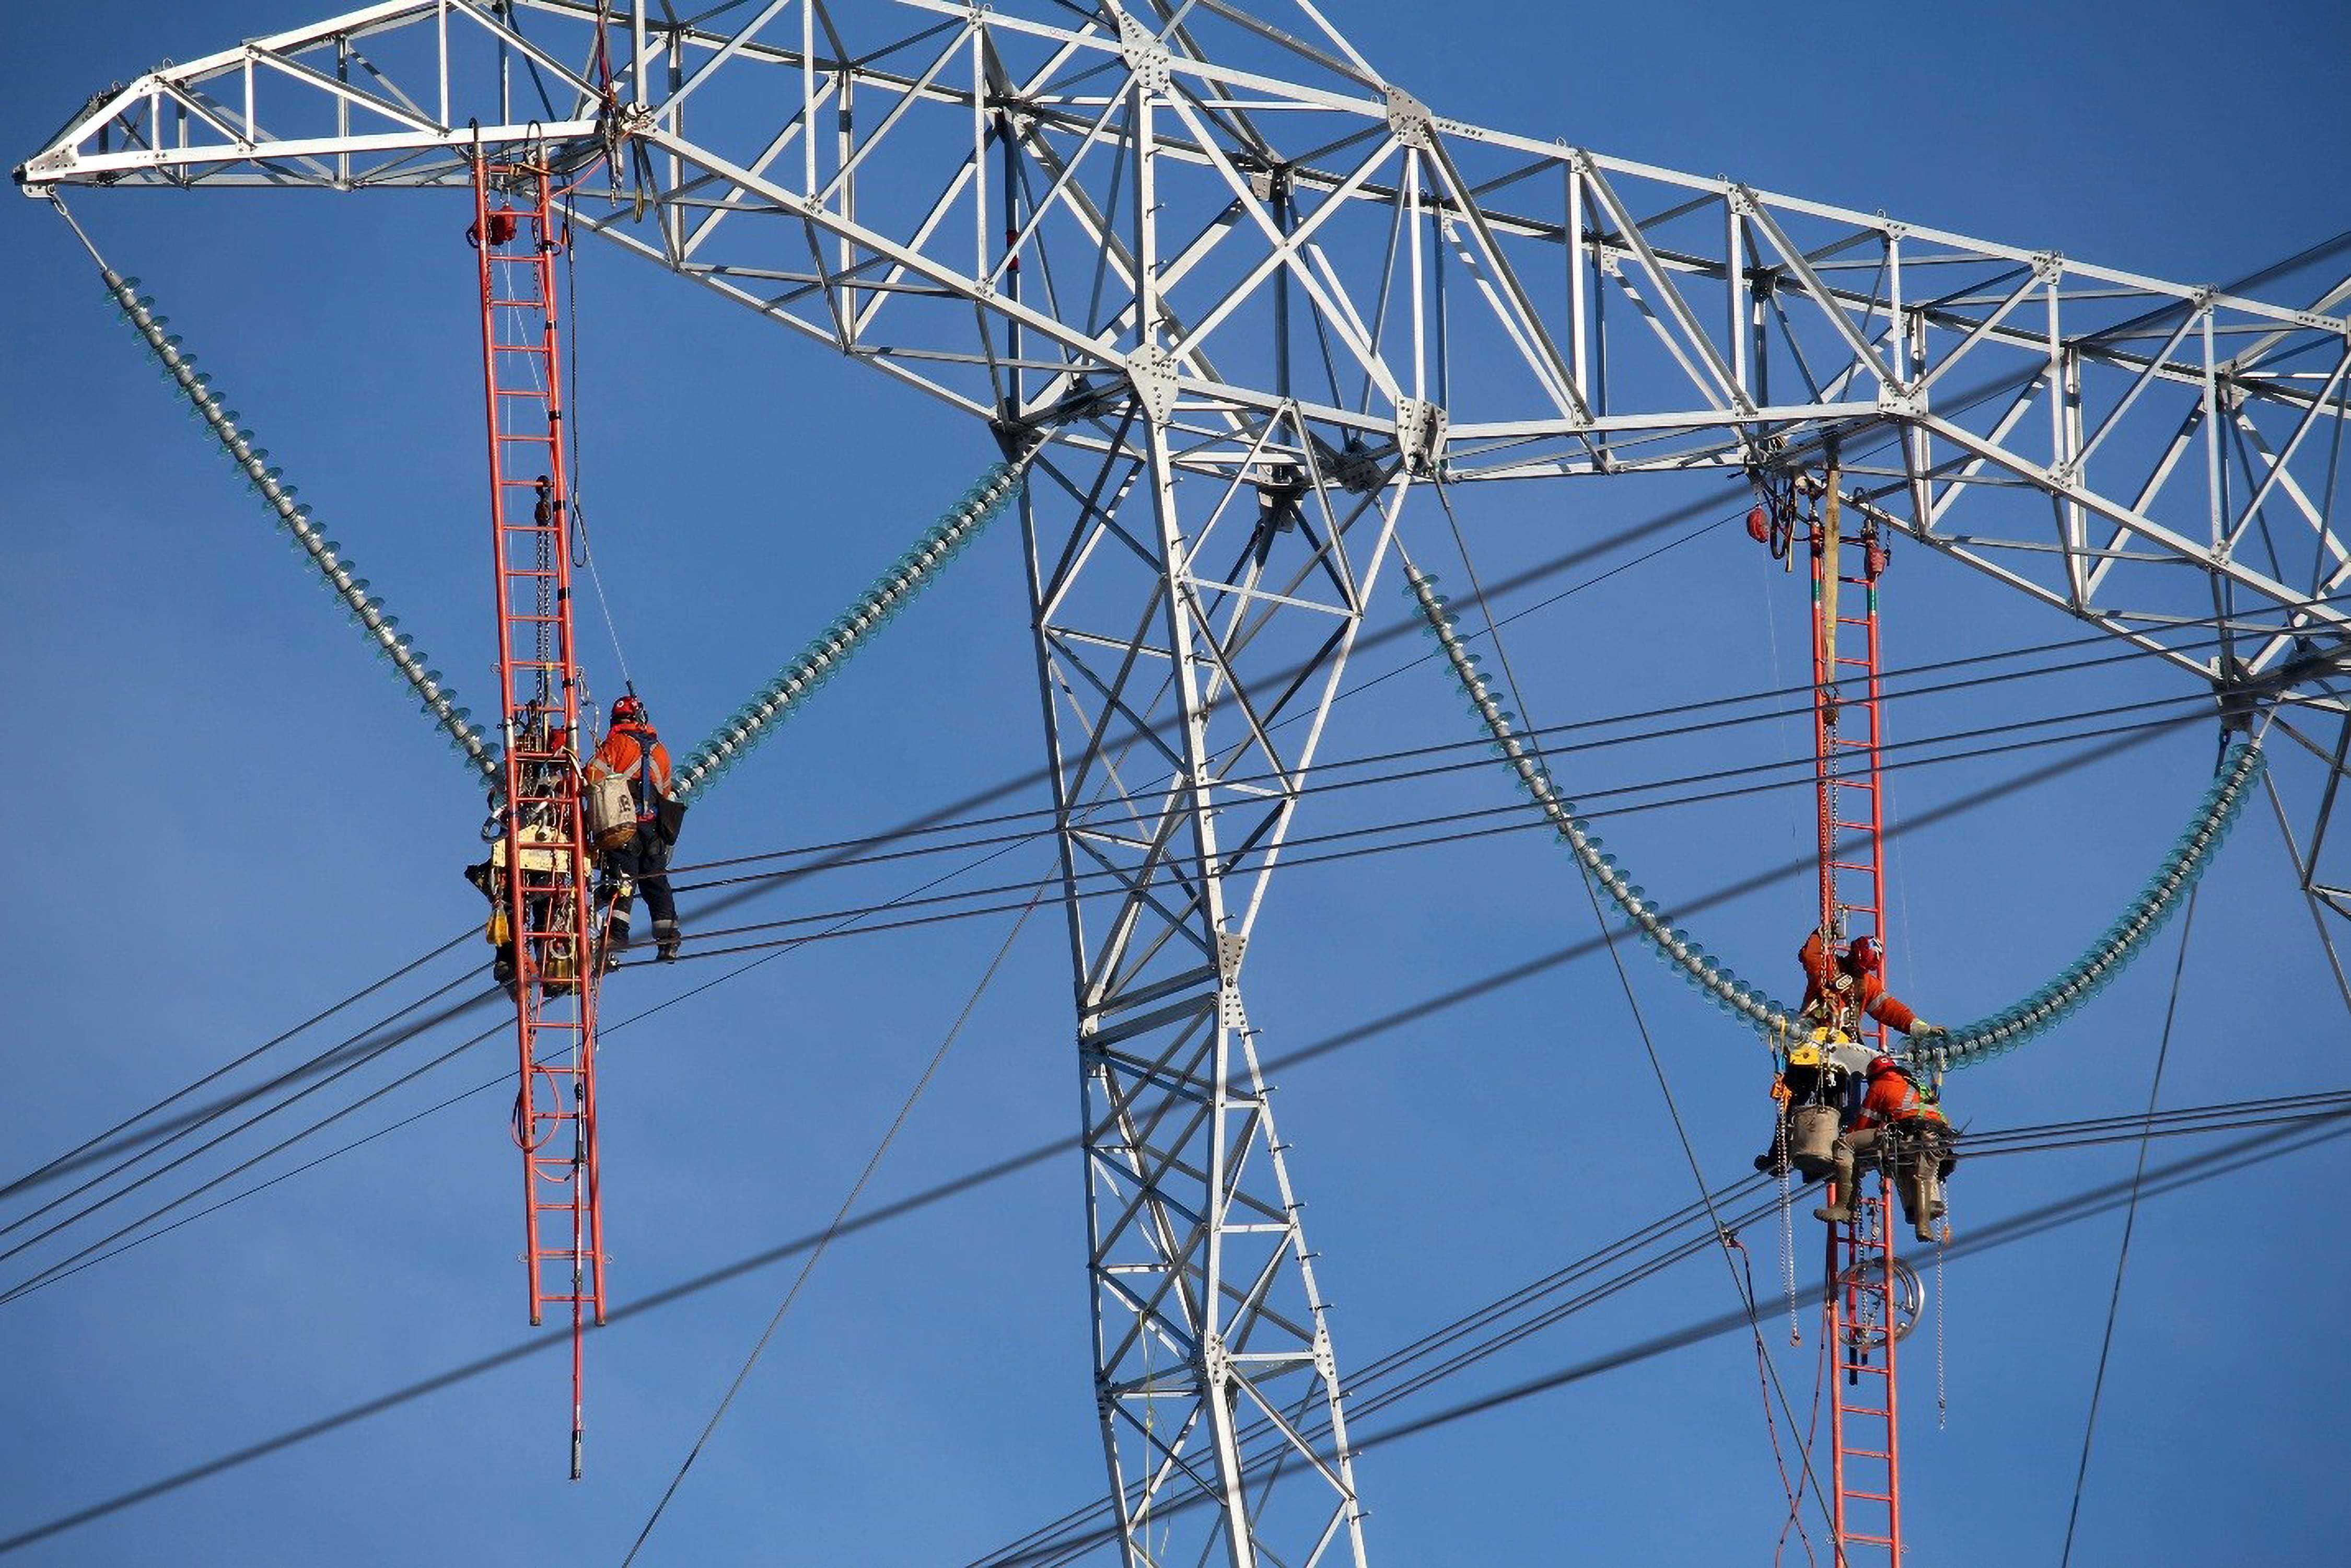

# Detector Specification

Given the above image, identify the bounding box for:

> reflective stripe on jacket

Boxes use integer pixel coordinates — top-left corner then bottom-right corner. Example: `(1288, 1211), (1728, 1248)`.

(1853, 1070), (1949, 1134)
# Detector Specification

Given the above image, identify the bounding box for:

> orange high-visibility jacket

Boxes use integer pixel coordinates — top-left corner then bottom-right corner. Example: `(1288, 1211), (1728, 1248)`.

(1799, 931), (1919, 1036)
(1852, 1067), (1950, 1133)
(588, 721), (673, 824)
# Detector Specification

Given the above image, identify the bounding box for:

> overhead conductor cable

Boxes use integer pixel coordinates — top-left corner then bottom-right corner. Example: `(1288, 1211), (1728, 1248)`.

(1402, 563), (2266, 1066)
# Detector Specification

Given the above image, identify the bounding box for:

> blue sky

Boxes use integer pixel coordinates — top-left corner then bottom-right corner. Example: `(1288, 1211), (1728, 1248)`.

(4, 2), (2346, 1563)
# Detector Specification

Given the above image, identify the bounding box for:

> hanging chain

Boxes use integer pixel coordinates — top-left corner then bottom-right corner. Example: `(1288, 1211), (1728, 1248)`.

(535, 482), (555, 691)
(1775, 1115), (1799, 1345)
(1936, 1236), (1949, 1429)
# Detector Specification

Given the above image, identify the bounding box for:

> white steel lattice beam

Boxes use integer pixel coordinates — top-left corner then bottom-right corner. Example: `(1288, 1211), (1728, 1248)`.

(20, 1), (2351, 1558)
(21, 2), (2347, 686)
(1018, 396), (1402, 1563)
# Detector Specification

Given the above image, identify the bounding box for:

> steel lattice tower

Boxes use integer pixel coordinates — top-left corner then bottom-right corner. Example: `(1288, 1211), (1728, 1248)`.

(19, 3), (2350, 1561)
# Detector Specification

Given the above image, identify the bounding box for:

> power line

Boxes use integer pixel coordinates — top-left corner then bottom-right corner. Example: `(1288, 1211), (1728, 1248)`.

(672, 712), (2207, 963)
(27, 479), (2276, 1288)
(0, 836), (1053, 1308)
(26, 635), (2239, 1284)
(0, 928), (480, 1200)
(36, 464), (2272, 1213)
(963, 1114), (2351, 1568)
(0, 993), (508, 1306)
(27, 672), (2203, 1249)
(2, 500), (2274, 1310)
(0, 975), (499, 1274)
(0, 490), (1742, 1211)
(3, 718), (2190, 1300)
(658, 610), (2276, 893)
(4, 1103), (2338, 1560)
(658, 681), (2228, 911)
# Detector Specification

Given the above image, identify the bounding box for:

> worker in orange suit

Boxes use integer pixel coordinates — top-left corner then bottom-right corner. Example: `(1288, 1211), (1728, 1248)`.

(1814, 1054), (1956, 1243)
(588, 692), (682, 964)
(1799, 930), (1932, 1039)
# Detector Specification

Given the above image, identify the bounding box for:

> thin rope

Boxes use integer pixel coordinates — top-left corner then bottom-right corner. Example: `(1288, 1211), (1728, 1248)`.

(2058, 881), (2201, 1565)
(1730, 1234), (1818, 1567)
(1777, 1318), (1830, 1567)
(560, 225), (634, 694)
(621, 884), (1048, 1564)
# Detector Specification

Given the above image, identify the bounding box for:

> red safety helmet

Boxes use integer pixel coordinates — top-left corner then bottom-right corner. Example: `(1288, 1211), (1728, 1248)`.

(1847, 935), (1883, 974)
(1867, 1054), (1901, 1079)
(612, 694), (647, 726)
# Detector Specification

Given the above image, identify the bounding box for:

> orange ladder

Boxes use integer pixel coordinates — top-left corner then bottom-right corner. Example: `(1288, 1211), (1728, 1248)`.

(473, 154), (606, 1478)
(1808, 456), (1901, 1562)
(1809, 461), (1888, 961)
(1825, 1179), (1903, 1563)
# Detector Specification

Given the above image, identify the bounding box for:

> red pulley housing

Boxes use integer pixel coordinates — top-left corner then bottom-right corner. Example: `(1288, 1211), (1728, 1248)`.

(467, 210), (521, 249)
(1746, 504), (1771, 543)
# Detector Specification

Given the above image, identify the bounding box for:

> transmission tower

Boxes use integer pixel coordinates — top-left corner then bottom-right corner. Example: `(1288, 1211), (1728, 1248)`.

(20, 3), (2349, 1561)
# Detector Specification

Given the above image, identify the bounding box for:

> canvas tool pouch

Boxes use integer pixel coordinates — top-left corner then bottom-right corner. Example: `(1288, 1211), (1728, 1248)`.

(585, 774), (638, 853)
(1789, 1104), (1840, 1176)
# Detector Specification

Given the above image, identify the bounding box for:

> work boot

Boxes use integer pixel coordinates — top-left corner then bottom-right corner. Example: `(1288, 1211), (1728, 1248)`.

(1914, 1220), (1938, 1244)
(1813, 1167), (1856, 1224)
(654, 920), (681, 962)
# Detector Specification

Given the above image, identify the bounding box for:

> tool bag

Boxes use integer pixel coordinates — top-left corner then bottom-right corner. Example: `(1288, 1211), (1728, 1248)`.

(1788, 1104), (1841, 1176)
(584, 773), (639, 853)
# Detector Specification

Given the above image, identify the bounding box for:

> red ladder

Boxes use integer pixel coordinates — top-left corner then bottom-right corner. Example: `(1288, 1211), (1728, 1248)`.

(473, 156), (606, 1479)
(1826, 1180), (1903, 1564)
(1808, 458), (1901, 1562)
(1808, 462), (1889, 985)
